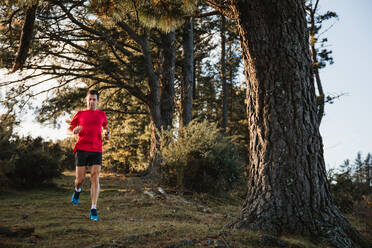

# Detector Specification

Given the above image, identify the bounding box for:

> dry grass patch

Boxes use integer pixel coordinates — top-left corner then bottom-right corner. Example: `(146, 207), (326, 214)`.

(0, 172), (232, 247)
(1, 171), (369, 247)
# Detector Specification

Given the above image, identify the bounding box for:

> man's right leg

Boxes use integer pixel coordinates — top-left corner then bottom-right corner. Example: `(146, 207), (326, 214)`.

(75, 165), (86, 190)
(72, 165), (86, 205)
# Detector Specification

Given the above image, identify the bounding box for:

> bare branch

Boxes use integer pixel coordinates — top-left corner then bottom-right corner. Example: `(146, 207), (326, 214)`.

(313, 0), (320, 13)
(108, 42), (135, 75)
(187, 10), (219, 18)
(102, 108), (148, 115)
(26, 77), (79, 98)
(45, 52), (99, 67)
(0, 71), (51, 87)
(317, 21), (338, 38)
(117, 21), (145, 48)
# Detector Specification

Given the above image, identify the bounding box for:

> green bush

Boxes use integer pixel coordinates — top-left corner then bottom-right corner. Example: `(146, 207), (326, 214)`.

(159, 119), (242, 194)
(0, 160), (10, 191)
(6, 150), (61, 187)
(102, 112), (151, 174)
(0, 135), (62, 188)
(56, 138), (76, 171)
(328, 161), (371, 213)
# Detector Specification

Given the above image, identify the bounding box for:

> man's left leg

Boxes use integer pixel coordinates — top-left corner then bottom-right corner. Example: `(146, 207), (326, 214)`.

(89, 164), (100, 221)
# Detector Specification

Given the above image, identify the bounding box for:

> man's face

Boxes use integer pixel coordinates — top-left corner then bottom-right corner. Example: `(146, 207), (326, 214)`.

(86, 93), (98, 110)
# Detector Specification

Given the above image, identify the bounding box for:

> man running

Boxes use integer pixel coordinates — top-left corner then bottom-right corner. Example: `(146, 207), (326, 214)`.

(67, 89), (110, 221)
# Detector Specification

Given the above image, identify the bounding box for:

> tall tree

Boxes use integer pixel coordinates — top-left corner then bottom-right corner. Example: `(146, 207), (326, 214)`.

(190, 7), (220, 123)
(365, 153), (372, 191)
(180, 17), (194, 129)
(206, 0), (368, 247)
(220, 14), (227, 133)
(160, 31), (176, 130)
(0, 0), (199, 175)
(354, 152), (363, 183)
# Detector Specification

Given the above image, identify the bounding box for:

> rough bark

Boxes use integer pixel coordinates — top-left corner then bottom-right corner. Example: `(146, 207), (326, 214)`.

(148, 114), (161, 177)
(147, 83), (162, 177)
(142, 36), (162, 177)
(180, 17), (194, 128)
(11, 2), (38, 72)
(222, 0), (370, 247)
(147, 31), (177, 177)
(160, 31), (176, 130)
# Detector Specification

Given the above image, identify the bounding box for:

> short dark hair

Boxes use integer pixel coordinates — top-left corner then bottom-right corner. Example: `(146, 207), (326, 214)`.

(87, 90), (99, 100)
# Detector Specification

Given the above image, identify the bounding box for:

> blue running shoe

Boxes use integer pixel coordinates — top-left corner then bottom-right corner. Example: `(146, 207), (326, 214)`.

(90, 209), (99, 221)
(72, 190), (81, 205)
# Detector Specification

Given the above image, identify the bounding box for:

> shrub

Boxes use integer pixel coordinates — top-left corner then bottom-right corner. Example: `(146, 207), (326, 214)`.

(56, 138), (76, 171)
(328, 166), (371, 213)
(0, 160), (10, 191)
(102, 115), (150, 174)
(1, 136), (62, 188)
(158, 119), (243, 194)
(6, 150), (61, 187)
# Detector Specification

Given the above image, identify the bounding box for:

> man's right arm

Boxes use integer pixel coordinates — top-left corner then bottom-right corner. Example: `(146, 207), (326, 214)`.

(67, 126), (82, 135)
(67, 111), (82, 135)
(67, 126), (74, 135)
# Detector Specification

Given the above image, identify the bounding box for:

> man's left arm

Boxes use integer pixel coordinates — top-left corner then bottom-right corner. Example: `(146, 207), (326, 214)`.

(103, 125), (110, 140)
(102, 111), (110, 140)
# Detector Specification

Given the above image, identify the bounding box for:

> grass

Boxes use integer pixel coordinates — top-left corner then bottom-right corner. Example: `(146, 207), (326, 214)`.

(0, 171), (370, 247)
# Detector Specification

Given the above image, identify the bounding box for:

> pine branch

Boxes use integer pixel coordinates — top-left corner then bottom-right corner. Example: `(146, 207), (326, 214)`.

(45, 52), (99, 67)
(53, 0), (136, 59)
(204, 0), (235, 19)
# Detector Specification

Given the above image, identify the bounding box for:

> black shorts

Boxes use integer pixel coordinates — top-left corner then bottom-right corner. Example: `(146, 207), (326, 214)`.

(75, 150), (102, 167)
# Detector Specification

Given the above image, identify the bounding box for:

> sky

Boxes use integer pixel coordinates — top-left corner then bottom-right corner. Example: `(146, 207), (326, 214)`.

(1, 0), (371, 170)
(316, 0), (372, 169)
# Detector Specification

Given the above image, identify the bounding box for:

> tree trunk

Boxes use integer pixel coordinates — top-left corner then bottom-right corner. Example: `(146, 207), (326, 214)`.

(160, 31), (176, 130)
(180, 17), (194, 128)
(220, 14), (227, 133)
(146, 31), (176, 177)
(228, 40), (233, 132)
(142, 36), (162, 177)
(226, 1), (369, 247)
(12, 2), (38, 72)
(147, 75), (162, 177)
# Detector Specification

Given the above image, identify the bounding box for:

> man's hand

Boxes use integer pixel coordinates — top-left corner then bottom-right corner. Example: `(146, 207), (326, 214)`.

(73, 126), (83, 134)
(103, 128), (110, 140)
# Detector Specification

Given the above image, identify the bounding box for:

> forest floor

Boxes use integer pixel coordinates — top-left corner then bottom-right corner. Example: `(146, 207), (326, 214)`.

(0, 171), (371, 248)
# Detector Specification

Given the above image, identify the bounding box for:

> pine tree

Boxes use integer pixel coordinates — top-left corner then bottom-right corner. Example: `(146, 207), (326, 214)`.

(205, 0), (369, 246)
(1, 1), (189, 175)
(365, 153), (372, 190)
(179, 16), (194, 129)
(354, 152), (364, 183)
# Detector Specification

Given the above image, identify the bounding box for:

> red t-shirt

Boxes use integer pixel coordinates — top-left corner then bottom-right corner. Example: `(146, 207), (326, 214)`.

(69, 109), (108, 153)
